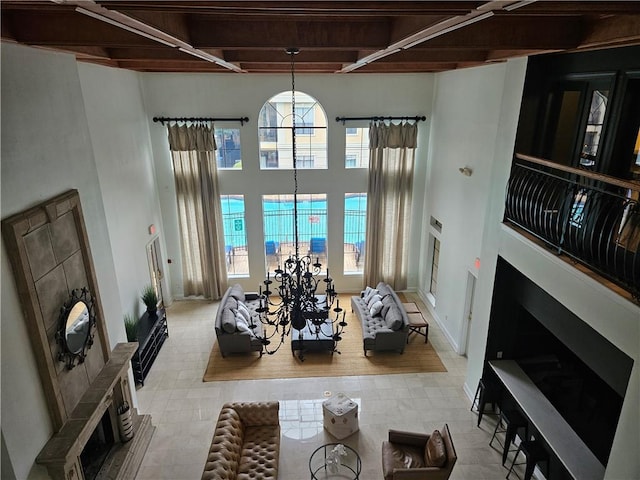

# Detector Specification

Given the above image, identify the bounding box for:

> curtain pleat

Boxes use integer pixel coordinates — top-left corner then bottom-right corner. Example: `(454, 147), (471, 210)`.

(364, 121), (417, 289)
(168, 123), (227, 299)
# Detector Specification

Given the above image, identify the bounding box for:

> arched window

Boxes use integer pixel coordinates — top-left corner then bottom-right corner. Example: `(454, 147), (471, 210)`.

(258, 91), (328, 169)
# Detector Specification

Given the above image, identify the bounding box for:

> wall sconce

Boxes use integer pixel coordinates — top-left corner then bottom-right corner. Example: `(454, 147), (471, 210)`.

(459, 166), (473, 177)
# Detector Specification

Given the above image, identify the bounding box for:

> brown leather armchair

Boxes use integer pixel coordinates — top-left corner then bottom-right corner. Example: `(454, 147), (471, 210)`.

(382, 424), (457, 480)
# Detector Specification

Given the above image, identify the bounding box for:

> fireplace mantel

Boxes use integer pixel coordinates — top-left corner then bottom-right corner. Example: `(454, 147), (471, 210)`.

(36, 342), (153, 480)
(2, 191), (154, 480)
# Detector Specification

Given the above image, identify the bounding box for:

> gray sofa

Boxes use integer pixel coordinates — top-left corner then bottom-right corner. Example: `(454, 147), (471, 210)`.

(351, 281), (409, 356)
(214, 284), (264, 357)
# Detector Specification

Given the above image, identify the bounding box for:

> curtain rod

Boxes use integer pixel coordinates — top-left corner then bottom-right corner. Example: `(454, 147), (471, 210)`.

(335, 115), (426, 124)
(153, 116), (250, 126)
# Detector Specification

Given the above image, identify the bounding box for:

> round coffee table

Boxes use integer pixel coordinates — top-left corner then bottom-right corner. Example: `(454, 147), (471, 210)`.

(309, 443), (361, 479)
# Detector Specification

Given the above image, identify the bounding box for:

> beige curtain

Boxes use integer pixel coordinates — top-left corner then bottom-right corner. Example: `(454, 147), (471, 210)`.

(168, 123), (227, 299)
(364, 121), (418, 289)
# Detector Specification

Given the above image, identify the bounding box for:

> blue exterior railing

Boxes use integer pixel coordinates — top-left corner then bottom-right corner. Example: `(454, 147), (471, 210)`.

(505, 153), (639, 300)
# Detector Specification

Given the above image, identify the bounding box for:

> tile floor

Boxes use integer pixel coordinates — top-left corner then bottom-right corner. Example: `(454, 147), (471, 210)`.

(134, 296), (526, 480)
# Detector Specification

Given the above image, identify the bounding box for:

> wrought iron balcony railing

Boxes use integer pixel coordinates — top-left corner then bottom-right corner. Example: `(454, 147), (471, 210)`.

(505, 153), (640, 301)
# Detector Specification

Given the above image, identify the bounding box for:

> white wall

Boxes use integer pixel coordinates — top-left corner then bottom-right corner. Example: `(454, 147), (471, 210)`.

(77, 63), (168, 317)
(141, 73), (434, 297)
(440, 60), (640, 480)
(1, 44), (161, 478)
(418, 60), (527, 352)
(1, 43), (119, 479)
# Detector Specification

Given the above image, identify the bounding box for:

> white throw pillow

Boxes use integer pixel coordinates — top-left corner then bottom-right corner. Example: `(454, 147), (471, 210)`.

(370, 300), (384, 316)
(363, 287), (378, 303)
(237, 301), (251, 323)
(367, 294), (382, 309)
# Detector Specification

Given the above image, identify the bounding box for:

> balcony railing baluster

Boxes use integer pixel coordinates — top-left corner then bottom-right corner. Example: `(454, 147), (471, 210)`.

(505, 154), (640, 301)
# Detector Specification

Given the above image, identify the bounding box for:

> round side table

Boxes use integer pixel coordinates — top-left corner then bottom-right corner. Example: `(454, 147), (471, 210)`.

(309, 443), (361, 479)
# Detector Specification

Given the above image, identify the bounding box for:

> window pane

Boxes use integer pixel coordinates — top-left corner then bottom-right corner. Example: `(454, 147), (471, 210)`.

(220, 195), (249, 275)
(214, 128), (242, 169)
(345, 127), (370, 168)
(580, 89), (609, 168)
(344, 193), (367, 273)
(262, 194), (327, 272)
(430, 237), (440, 296)
(258, 91), (327, 169)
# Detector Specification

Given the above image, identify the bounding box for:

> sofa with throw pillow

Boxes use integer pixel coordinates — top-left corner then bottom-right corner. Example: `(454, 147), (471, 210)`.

(382, 424), (457, 480)
(350, 281), (409, 356)
(214, 284), (264, 357)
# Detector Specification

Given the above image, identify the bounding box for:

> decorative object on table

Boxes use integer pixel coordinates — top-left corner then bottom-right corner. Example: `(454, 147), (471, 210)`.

(141, 284), (158, 316)
(116, 401), (135, 442)
(381, 424), (457, 480)
(322, 393), (359, 439)
(123, 313), (138, 342)
(326, 444), (347, 473)
(309, 443), (362, 480)
(254, 47), (346, 359)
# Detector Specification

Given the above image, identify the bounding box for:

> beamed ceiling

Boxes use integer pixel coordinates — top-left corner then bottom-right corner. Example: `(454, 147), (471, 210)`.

(2, 1), (640, 74)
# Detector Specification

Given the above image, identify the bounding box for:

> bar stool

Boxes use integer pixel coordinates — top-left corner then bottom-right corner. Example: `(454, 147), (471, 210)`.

(489, 409), (528, 465)
(471, 378), (500, 427)
(506, 439), (549, 480)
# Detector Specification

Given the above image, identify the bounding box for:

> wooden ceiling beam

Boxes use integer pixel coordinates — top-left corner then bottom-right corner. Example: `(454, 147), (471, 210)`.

(115, 60), (231, 71)
(112, 9), (192, 44)
(504, 1), (640, 15)
(188, 18), (391, 49)
(363, 48), (490, 63)
(580, 14), (640, 49)
(99, 1), (483, 16)
(3, 11), (159, 47)
(420, 16), (584, 50)
(223, 49), (359, 63)
(238, 62), (344, 73)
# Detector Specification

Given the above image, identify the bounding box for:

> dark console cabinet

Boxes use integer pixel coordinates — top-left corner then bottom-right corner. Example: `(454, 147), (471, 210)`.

(132, 308), (168, 386)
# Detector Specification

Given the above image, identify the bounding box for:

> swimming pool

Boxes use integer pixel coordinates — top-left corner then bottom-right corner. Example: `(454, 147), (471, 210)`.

(221, 194), (367, 248)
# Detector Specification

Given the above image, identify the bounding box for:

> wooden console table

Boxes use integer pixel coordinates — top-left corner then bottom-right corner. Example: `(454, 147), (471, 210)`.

(489, 360), (605, 480)
(132, 308), (168, 386)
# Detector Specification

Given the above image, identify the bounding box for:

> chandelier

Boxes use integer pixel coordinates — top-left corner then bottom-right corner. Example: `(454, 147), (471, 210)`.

(254, 47), (346, 360)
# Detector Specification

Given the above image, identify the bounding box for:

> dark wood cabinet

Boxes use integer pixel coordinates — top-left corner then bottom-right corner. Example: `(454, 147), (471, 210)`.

(132, 308), (168, 386)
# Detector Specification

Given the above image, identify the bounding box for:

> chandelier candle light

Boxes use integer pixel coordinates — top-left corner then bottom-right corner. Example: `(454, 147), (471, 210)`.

(254, 47), (347, 360)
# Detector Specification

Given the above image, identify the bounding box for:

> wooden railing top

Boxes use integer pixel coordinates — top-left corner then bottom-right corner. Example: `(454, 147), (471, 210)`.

(515, 153), (640, 192)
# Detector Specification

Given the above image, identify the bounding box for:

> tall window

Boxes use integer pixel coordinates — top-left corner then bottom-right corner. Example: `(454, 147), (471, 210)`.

(344, 193), (367, 273)
(429, 236), (440, 298)
(262, 194), (328, 272)
(220, 195), (249, 276)
(214, 128), (242, 169)
(258, 91), (327, 169)
(345, 127), (370, 168)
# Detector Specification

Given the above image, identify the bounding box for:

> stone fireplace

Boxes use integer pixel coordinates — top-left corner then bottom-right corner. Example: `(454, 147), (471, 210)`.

(2, 190), (153, 480)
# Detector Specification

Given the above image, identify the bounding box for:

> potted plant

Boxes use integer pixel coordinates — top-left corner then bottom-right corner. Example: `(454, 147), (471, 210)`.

(141, 284), (158, 316)
(123, 313), (138, 342)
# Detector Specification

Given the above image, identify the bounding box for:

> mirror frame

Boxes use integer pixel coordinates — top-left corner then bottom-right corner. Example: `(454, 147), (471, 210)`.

(55, 287), (97, 369)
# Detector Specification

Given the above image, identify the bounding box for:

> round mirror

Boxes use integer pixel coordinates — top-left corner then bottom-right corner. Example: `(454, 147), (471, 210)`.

(56, 288), (97, 369)
(65, 301), (90, 354)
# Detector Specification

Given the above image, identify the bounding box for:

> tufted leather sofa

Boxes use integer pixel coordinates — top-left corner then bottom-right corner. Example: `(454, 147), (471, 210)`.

(201, 401), (280, 480)
(351, 281), (409, 356)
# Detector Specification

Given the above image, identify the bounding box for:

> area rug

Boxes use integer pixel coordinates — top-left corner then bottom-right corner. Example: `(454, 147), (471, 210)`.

(202, 296), (446, 382)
